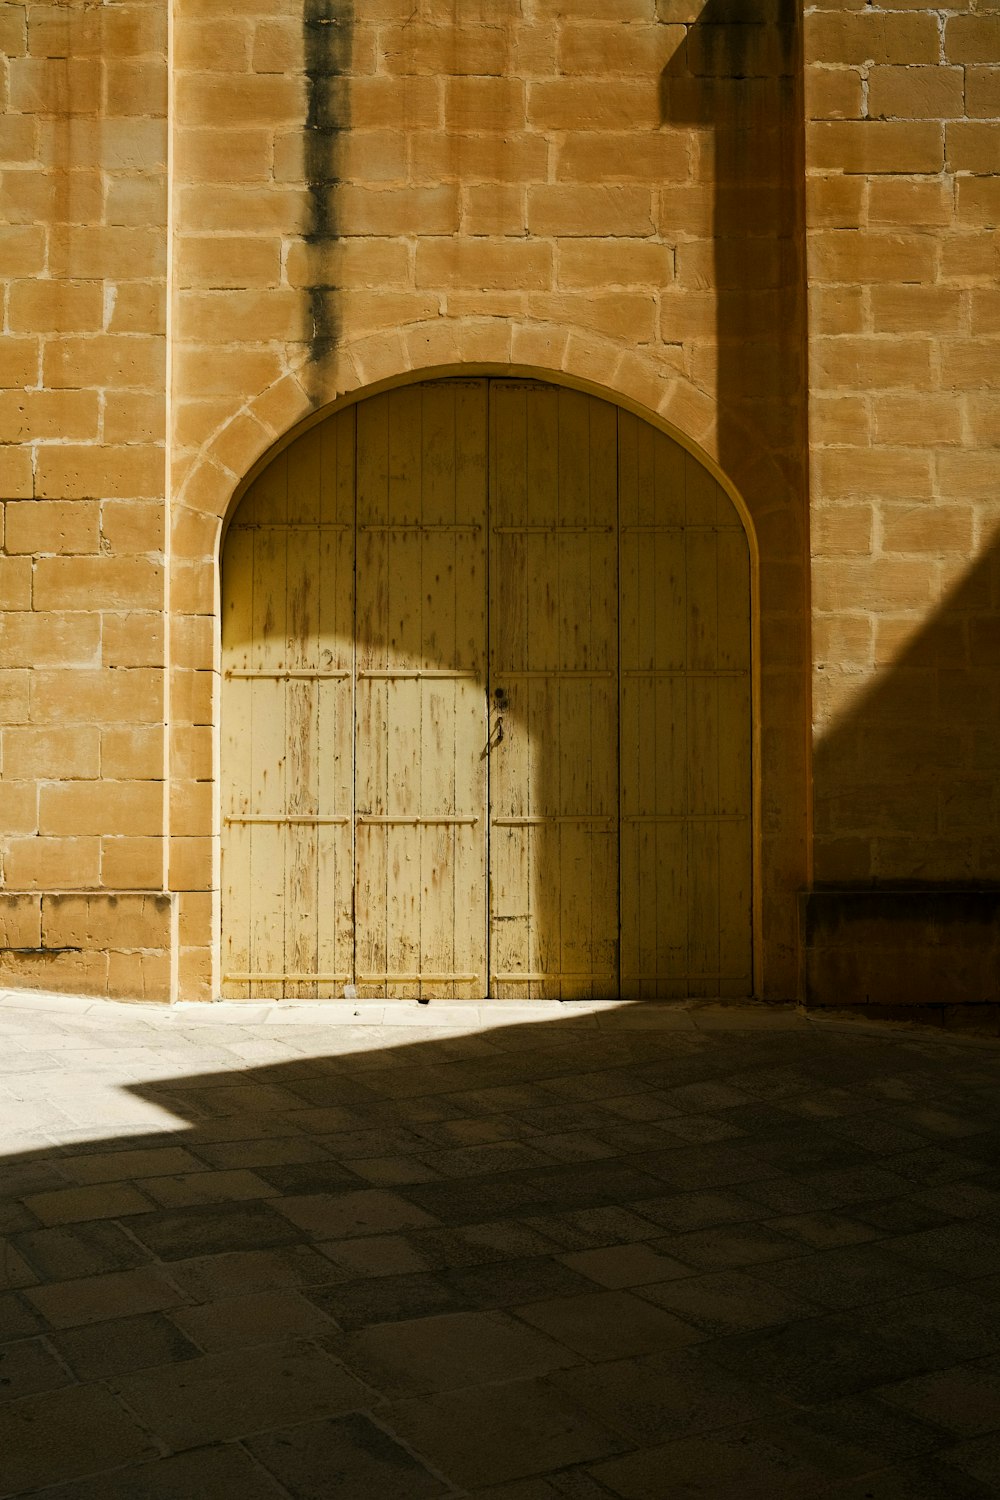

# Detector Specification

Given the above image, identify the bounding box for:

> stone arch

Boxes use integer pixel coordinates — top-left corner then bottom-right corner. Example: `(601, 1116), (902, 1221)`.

(217, 377), (755, 1001)
(168, 323), (807, 1004)
(173, 320), (789, 536)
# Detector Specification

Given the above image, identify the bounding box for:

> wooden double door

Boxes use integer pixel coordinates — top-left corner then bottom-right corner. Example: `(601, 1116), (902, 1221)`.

(222, 379), (752, 1000)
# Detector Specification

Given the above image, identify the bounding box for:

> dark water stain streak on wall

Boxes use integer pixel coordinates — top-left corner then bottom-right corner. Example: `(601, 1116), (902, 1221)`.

(303, 0), (354, 379)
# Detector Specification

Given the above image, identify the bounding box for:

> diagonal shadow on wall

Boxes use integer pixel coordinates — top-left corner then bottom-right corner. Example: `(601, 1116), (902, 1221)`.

(659, 0), (806, 500)
(808, 533), (1000, 1010)
(658, 0), (812, 999)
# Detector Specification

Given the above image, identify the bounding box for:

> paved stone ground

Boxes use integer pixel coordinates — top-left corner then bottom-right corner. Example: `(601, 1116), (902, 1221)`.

(2, 993), (1000, 1498)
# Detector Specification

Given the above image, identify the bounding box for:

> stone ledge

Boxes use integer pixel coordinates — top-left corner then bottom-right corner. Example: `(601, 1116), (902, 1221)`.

(801, 887), (1000, 1011)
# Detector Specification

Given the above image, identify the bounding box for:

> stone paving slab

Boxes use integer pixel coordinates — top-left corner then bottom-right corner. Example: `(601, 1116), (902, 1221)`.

(1, 995), (1000, 1495)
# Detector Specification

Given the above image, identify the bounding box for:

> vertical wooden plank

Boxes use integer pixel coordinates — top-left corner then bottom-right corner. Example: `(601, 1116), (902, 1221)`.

(618, 413), (640, 997)
(716, 522), (753, 993)
(685, 514), (720, 993)
(315, 408), (355, 996)
(717, 531), (752, 817)
(590, 395), (619, 997)
(455, 381), (489, 996)
(687, 818), (721, 997)
(281, 429), (320, 998)
(527, 389), (560, 998)
(621, 416), (655, 997)
(248, 494), (287, 998)
(287, 424), (322, 527)
(284, 531), (318, 998)
(654, 490), (689, 996)
(489, 381), (531, 995)
(220, 524), (255, 997)
(386, 388), (422, 997)
(555, 391), (584, 997)
(355, 393), (390, 997)
(420, 384), (454, 995)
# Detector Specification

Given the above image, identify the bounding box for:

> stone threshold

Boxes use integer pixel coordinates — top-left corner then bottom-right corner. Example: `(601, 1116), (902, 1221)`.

(2, 986), (1000, 1047)
(0, 987), (806, 1030)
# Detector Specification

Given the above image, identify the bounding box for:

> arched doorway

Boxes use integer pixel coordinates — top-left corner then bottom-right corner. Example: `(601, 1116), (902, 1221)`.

(221, 378), (753, 1001)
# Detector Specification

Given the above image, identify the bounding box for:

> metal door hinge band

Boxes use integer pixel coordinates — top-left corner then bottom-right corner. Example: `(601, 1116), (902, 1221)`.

(226, 670), (350, 680)
(357, 669), (478, 679)
(357, 815), (479, 826)
(225, 815), (350, 826)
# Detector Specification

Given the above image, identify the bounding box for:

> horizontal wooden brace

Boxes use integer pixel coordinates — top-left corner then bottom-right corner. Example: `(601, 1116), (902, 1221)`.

(620, 524), (744, 534)
(224, 973), (351, 983)
(357, 669), (478, 680)
(225, 816), (350, 826)
(358, 523), (481, 532)
(357, 815), (479, 825)
(622, 974), (752, 982)
(492, 973), (616, 982)
(621, 669), (747, 678)
(231, 522), (351, 532)
(356, 973), (481, 983)
(621, 813), (748, 823)
(225, 670), (350, 680)
(493, 525), (612, 534)
(492, 816), (613, 827)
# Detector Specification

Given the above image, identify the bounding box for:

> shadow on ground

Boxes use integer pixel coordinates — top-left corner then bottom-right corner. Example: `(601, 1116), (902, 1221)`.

(3, 1001), (1000, 1497)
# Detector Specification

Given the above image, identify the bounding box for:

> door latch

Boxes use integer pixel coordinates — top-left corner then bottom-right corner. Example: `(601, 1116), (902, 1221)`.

(487, 686), (507, 752)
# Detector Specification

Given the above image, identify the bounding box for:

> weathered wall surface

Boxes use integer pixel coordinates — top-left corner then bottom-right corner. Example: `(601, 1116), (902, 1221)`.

(2, 0), (810, 1002)
(170, 0), (809, 1002)
(804, 0), (1000, 1009)
(0, 2), (171, 997)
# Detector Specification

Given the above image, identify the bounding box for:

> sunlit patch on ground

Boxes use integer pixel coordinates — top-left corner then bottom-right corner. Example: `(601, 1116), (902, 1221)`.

(2, 993), (1000, 1497)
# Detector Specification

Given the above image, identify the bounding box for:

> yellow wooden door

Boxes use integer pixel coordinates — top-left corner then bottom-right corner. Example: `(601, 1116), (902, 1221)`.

(488, 383), (620, 999)
(221, 410), (356, 998)
(222, 378), (752, 1003)
(354, 383), (489, 998)
(619, 412), (752, 997)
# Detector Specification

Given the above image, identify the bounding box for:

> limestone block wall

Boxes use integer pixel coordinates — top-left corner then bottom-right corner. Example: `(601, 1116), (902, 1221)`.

(2, 0), (810, 1002)
(0, 2), (171, 997)
(169, 0), (809, 1003)
(804, 0), (1000, 1008)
